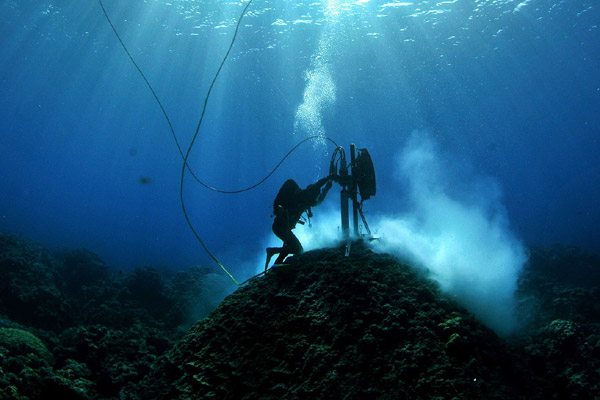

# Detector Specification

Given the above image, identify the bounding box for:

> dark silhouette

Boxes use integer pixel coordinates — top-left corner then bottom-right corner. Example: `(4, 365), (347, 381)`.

(265, 177), (333, 270)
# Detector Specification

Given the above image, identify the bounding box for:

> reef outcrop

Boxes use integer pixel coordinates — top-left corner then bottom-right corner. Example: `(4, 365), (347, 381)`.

(139, 243), (533, 400)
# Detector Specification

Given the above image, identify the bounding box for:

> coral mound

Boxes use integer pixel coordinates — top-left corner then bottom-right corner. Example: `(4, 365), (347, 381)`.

(141, 243), (531, 400)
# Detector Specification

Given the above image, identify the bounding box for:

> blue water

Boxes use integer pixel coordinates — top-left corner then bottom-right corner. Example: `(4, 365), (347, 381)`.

(1, 0), (598, 279)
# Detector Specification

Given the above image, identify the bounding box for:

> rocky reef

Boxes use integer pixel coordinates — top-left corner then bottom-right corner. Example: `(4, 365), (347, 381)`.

(0, 233), (225, 399)
(138, 244), (532, 399)
(1, 233), (599, 399)
(515, 245), (600, 398)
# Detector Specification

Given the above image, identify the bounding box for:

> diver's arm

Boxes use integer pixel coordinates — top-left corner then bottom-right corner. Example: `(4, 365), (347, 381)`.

(315, 176), (330, 188)
(315, 179), (332, 206)
(302, 176), (333, 208)
(303, 177), (328, 198)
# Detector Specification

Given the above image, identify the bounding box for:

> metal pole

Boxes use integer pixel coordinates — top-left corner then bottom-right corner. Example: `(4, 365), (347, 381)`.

(341, 189), (349, 239)
(350, 144), (359, 237)
(339, 148), (350, 239)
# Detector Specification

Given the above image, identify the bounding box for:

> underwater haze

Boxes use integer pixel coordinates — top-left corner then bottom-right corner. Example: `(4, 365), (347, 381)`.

(1, 0), (599, 290)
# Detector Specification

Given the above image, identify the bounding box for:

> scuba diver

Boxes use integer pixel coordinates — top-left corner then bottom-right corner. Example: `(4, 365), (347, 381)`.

(265, 176), (333, 270)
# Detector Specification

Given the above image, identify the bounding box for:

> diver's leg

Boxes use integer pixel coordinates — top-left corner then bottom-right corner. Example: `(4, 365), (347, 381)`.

(274, 230), (302, 264)
(267, 217), (288, 270)
(274, 250), (289, 265)
(287, 230), (303, 255)
(265, 247), (280, 272)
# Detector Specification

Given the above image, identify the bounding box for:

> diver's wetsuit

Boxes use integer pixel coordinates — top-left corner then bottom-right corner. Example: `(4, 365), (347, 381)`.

(266, 177), (332, 268)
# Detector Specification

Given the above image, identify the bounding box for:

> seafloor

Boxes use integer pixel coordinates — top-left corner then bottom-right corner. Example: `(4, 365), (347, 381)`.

(0, 233), (598, 399)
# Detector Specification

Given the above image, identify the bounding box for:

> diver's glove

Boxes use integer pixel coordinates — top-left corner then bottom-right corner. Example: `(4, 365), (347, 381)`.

(328, 174), (340, 184)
